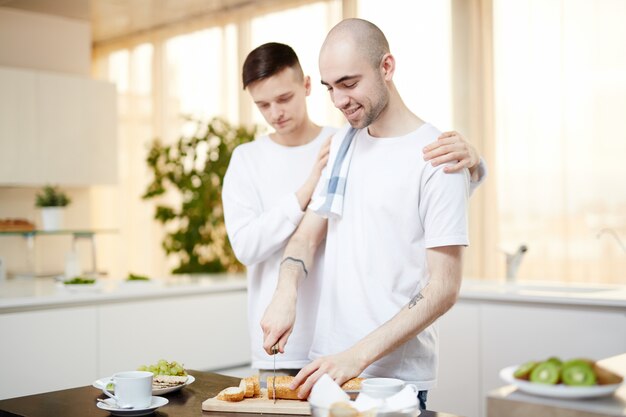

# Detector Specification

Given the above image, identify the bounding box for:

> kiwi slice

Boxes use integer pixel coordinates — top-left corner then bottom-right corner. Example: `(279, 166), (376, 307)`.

(562, 360), (596, 386)
(530, 361), (561, 384)
(514, 361), (539, 380)
(546, 356), (563, 367)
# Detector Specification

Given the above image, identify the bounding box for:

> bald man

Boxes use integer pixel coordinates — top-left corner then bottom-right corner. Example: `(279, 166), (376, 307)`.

(260, 19), (482, 409)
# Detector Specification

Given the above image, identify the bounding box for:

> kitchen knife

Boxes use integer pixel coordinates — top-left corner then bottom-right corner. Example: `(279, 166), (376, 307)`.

(271, 344), (279, 403)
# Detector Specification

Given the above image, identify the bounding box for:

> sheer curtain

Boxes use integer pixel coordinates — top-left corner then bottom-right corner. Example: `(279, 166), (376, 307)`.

(91, 44), (166, 278)
(493, 0), (626, 283)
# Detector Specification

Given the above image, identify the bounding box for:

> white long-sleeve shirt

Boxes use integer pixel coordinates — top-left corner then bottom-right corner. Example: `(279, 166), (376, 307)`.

(222, 126), (337, 370)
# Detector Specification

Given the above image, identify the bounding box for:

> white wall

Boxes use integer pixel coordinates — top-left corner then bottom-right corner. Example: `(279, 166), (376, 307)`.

(0, 7), (90, 75)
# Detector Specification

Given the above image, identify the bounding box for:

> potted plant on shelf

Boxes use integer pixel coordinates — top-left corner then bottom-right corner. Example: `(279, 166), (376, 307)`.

(35, 185), (71, 231)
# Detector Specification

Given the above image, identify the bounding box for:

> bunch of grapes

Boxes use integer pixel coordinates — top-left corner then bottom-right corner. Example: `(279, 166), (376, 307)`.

(138, 359), (187, 376)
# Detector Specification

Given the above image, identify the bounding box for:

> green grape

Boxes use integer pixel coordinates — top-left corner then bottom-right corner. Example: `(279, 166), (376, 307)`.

(140, 359), (187, 376)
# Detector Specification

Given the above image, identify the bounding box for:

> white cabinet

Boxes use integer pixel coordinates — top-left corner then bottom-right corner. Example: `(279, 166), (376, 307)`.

(0, 66), (117, 185)
(432, 300), (626, 417)
(0, 67), (39, 183)
(429, 302), (481, 417)
(0, 288), (250, 400)
(0, 306), (99, 399)
(98, 291), (250, 376)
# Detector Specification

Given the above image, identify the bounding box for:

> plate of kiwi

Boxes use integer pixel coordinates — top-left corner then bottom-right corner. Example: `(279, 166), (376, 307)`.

(500, 356), (624, 399)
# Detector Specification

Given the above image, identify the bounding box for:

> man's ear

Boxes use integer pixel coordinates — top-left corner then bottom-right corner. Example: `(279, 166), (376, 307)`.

(380, 53), (396, 81)
(304, 75), (312, 96)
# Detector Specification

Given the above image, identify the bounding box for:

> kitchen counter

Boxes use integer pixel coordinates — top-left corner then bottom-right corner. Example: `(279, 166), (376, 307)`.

(428, 280), (626, 417)
(2, 276), (624, 314)
(0, 273), (246, 313)
(0, 370), (463, 417)
(459, 279), (626, 308)
(0, 274), (251, 399)
(486, 353), (626, 417)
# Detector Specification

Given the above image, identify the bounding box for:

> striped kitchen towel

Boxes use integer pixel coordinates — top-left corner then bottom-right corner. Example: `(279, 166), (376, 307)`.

(310, 127), (358, 218)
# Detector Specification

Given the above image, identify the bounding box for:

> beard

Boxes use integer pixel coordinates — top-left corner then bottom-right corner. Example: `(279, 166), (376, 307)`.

(348, 81), (389, 129)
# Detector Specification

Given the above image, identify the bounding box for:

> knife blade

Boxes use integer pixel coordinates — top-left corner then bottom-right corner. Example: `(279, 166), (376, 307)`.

(271, 344), (279, 403)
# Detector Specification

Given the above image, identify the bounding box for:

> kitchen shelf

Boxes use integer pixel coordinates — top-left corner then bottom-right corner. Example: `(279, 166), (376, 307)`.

(0, 229), (118, 278)
(0, 229), (117, 236)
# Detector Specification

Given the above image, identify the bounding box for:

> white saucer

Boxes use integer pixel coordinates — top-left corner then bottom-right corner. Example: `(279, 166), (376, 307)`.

(96, 396), (168, 416)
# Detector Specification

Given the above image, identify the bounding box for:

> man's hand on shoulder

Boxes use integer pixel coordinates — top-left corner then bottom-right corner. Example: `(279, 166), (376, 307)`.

(423, 131), (480, 181)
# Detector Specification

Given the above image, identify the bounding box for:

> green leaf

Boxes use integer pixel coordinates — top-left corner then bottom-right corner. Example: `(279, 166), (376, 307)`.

(142, 117), (258, 274)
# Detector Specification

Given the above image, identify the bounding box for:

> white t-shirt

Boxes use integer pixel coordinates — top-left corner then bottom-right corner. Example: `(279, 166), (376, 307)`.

(222, 126), (337, 370)
(308, 123), (470, 389)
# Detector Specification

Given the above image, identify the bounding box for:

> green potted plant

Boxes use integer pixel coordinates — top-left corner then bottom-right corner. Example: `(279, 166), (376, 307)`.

(143, 117), (258, 274)
(35, 185), (71, 231)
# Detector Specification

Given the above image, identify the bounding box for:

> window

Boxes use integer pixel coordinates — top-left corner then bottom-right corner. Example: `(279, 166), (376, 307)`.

(249, 1), (342, 129)
(493, 0), (626, 283)
(357, 0), (453, 130)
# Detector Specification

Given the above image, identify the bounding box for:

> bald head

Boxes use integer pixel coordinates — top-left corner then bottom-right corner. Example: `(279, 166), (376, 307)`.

(322, 18), (390, 69)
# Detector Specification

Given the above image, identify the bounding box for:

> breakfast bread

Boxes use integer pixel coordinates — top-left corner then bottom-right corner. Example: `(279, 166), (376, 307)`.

(217, 386), (245, 402)
(329, 402), (359, 417)
(251, 375), (261, 396)
(340, 378), (365, 391)
(266, 376), (301, 400)
(239, 377), (255, 398)
(0, 218), (35, 232)
(153, 374), (187, 387)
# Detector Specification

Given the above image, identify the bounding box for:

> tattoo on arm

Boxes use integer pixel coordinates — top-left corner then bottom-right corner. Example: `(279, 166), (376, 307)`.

(280, 257), (308, 277)
(408, 292), (424, 309)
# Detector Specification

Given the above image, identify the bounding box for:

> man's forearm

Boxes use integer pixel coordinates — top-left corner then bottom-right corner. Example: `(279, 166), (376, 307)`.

(348, 246), (464, 370)
(276, 237), (316, 293)
(274, 210), (328, 294)
(260, 211), (328, 353)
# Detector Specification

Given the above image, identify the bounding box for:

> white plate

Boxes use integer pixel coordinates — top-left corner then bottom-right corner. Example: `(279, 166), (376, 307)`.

(96, 396), (168, 416)
(56, 281), (102, 292)
(500, 365), (622, 399)
(93, 374), (195, 396)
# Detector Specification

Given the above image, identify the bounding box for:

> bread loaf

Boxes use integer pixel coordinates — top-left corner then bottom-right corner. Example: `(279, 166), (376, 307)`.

(239, 377), (255, 398)
(251, 375), (261, 396)
(340, 378), (365, 391)
(266, 376), (301, 400)
(266, 376), (365, 400)
(217, 386), (245, 402)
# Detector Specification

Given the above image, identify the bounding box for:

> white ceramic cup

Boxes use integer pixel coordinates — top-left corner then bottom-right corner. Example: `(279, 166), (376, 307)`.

(102, 370), (153, 408)
(361, 378), (417, 399)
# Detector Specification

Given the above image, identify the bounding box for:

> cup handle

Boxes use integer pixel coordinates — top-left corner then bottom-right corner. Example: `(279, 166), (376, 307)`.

(406, 384), (418, 395)
(101, 378), (119, 403)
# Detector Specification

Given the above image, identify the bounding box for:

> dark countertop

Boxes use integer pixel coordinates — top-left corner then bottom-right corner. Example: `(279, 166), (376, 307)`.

(0, 371), (462, 417)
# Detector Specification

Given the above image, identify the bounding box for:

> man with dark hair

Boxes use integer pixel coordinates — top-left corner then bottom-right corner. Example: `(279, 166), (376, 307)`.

(259, 19), (484, 410)
(223, 41), (484, 385)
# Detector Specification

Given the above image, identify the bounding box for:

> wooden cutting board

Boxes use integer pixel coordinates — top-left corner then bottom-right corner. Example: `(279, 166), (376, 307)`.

(202, 388), (311, 415)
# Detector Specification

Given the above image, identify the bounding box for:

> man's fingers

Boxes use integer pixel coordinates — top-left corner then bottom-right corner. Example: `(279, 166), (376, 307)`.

(437, 131), (459, 140)
(290, 363), (316, 390)
(297, 368), (326, 399)
(443, 160), (467, 173)
(424, 144), (454, 160)
(277, 329), (292, 354)
(263, 329), (283, 354)
(423, 137), (458, 154)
